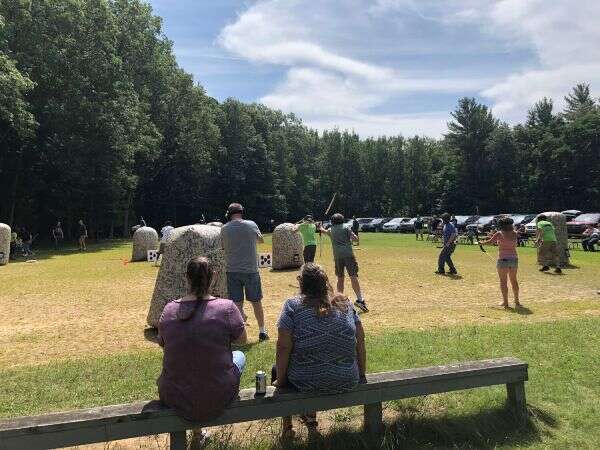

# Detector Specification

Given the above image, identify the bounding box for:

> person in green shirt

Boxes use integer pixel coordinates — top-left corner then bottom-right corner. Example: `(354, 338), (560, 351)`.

(295, 215), (318, 263)
(535, 215), (562, 274)
(320, 213), (368, 312)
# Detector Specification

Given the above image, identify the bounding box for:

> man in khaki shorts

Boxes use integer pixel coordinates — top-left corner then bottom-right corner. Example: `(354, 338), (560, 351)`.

(320, 213), (368, 312)
(535, 215), (562, 274)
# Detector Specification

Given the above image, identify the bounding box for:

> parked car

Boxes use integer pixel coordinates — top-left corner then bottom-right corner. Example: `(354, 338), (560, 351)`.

(399, 217), (417, 233)
(356, 218), (375, 231)
(567, 213), (600, 236)
(561, 210), (582, 221)
(510, 214), (536, 226)
(454, 215), (479, 231)
(466, 215), (496, 233)
(362, 218), (391, 232)
(525, 218), (538, 236)
(382, 217), (405, 232)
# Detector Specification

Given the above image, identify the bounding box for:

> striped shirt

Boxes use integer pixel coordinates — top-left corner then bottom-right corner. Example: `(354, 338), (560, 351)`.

(277, 296), (360, 393)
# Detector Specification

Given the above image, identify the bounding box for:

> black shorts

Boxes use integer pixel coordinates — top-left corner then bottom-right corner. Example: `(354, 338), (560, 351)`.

(303, 245), (317, 263)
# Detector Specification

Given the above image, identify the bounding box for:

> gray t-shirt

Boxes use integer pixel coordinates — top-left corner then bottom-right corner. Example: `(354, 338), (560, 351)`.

(329, 224), (353, 259)
(221, 219), (262, 273)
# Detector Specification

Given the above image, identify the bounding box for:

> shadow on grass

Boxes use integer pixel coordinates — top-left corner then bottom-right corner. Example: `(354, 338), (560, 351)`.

(9, 239), (130, 263)
(276, 403), (556, 450)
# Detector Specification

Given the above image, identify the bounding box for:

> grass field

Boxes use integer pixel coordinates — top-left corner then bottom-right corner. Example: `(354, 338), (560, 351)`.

(1, 234), (600, 449)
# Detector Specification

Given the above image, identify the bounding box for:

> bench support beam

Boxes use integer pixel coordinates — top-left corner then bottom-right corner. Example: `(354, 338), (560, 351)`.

(169, 431), (187, 450)
(364, 402), (383, 434)
(506, 381), (527, 422)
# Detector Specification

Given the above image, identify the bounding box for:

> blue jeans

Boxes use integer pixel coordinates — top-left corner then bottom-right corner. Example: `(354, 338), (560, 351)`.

(232, 351), (246, 375)
(438, 244), (457, 272)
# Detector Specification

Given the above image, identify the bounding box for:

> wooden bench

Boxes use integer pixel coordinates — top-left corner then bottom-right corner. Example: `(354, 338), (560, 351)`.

(0, 357), (528, 450)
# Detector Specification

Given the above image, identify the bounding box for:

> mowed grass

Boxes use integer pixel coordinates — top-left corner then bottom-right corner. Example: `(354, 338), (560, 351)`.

(1, 234), (599, 368)
(1, 318), (599, 449)
(1, 234), (600, 448)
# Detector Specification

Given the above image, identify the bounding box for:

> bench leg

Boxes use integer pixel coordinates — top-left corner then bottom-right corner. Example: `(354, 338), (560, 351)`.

(364, 402), (383, 434)
(506, 381), (527, 422)
(170, 431), (187, 450)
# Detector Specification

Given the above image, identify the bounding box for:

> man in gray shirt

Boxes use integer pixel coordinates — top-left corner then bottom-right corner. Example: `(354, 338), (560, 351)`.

(320, 213), (368, 312)
(221, 203), (268, 341)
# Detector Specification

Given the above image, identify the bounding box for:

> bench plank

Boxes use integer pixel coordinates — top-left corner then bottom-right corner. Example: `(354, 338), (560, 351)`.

(0, 357), (527, 450)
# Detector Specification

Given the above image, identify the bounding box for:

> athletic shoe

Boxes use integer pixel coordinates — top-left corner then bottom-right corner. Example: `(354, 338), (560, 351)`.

(554, 267), (562, 274)
(259, 331), (270, 341)
(539, 266), (550, 272)
(434, 270), (445, 275)
(354, 300), (369, 312)
(448, 269), (458, 275)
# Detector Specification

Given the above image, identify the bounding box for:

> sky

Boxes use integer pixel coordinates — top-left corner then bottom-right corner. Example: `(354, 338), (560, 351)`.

(147, 0), (600, 137)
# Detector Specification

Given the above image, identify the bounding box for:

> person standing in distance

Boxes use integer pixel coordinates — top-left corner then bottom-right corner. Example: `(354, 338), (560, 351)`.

(221, 203), (269, 341)
(294, 215), (318, 263)
(351, 216), (360, 246)
(414, 215), (424, 241)
(78, 219), (88, 251)
(435, 213), (458, 275)
(320, 213), (368, 312)
(535, 215), (562, 274)
(156, 221), (174, 267)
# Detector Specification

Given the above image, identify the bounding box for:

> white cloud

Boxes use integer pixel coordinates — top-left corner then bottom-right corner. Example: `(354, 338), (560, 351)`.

(218, 0), (600, 135)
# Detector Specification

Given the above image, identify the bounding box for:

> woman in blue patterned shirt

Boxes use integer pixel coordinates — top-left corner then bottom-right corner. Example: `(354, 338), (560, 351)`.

(273, 263), (367, 439)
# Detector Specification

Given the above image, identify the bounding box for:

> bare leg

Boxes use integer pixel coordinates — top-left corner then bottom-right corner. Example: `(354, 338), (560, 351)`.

(251, 301), (265, 329)
(234, 301), (248, 322)
(337, 276), (345, 293)
(508, 268), (520, 306)
(497, 268), (509, 307)
(350, 276), (362, 300)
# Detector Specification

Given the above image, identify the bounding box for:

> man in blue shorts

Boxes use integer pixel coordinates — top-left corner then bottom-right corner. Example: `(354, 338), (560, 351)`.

(435, 213), (458, 275)
(221, 203), (269, 341)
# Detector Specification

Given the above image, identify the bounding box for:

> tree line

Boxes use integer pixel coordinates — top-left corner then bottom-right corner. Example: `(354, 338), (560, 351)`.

(1, 0), (599, 239)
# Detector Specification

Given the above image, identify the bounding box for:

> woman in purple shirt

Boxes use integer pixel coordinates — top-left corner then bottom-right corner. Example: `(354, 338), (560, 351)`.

(158, 256), (247, 444)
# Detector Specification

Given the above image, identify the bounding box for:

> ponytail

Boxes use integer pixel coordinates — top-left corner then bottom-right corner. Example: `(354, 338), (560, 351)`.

(177, 256), (213, 321)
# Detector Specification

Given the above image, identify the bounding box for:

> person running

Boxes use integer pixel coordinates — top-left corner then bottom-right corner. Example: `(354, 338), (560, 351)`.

(155, 221), (174, 266)
(414, 215), (424, 240)
(52, 221), (64, 249)
(481, 217), (521, 308)
(435, 213), (458, 275)
(320, 213), (368, 312)
(77, 220), (87, 251)
(295, 215), (318, 263)
(221, 203), (269, 341)
(535, 215), (562, 274)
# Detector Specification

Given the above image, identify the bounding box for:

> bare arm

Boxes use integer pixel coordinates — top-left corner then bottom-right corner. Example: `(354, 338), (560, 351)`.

(232, 327), (248, 345)
(356, 321), (367, 379)
(350, 231), (359, 242)
(273, 329), (293, 387)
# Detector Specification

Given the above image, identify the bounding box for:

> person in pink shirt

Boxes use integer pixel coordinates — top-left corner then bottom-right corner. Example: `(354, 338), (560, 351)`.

(481, 217), (521, 309)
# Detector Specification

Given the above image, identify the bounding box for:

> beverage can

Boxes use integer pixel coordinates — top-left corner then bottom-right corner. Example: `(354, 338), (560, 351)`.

(255, 371), (267, 396)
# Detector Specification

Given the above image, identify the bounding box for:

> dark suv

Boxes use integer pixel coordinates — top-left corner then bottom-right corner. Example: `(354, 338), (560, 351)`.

(362, 218), (391, 232)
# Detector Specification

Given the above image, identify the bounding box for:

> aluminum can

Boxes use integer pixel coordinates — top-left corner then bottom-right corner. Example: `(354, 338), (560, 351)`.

(255, 371), (267, 396)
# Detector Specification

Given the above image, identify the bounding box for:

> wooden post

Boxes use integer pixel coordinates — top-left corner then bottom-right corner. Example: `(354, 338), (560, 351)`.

(506, 381), (527, 422)
(364, 402), (383, 434)
(169, 431), (187, 450)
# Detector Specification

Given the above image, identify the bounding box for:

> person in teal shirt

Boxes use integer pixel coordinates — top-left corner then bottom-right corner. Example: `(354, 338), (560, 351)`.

(295, 215), (318, 263)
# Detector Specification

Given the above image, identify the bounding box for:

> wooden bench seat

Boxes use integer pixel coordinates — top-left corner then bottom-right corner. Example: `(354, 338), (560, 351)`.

(0, 357), (528, 450)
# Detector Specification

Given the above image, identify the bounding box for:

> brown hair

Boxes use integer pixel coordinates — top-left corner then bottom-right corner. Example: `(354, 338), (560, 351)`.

(498, 217), (514, 232)
(299, 263), (347, 315)
(177, 257), (213, 321)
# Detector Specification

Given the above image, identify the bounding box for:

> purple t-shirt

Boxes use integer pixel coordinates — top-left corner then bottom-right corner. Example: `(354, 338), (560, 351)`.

(157, 297), (245, 422)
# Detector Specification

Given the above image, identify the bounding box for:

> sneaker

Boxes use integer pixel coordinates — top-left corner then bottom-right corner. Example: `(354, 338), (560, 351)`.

(554, 267), (562, 274)
(448, 269), (458, 275)
(434, 270), (446, 275)
(539, 266), (550, 272)
(354, 300), (369, 312)
(259, 331), (270, 341)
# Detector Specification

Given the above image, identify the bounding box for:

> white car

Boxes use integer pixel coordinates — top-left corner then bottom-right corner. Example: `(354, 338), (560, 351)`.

(525, 218), (538, 236)
(382, 217), (405, 232)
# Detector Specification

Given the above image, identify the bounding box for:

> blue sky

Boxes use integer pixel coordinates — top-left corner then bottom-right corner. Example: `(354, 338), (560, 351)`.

(147, 0), (600, 137)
